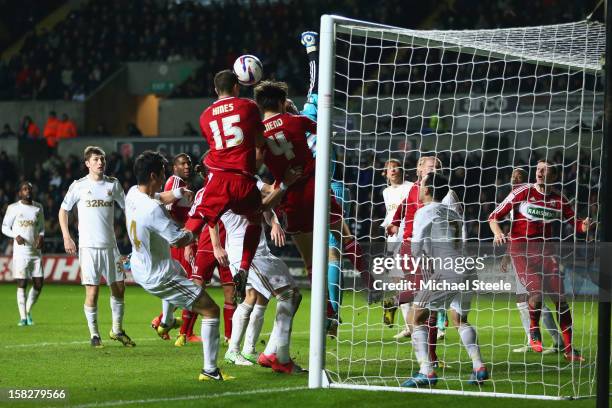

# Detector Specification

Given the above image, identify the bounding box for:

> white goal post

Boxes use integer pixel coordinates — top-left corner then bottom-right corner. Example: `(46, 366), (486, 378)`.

(309, 14), (606, 400)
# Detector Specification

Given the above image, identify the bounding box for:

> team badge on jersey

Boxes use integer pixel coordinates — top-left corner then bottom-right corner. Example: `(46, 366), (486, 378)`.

(107, 189), (113, 196)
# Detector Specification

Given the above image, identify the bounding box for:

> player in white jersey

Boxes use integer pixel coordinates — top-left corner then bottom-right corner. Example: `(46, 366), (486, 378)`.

(381, 159), (412, 245)
(2, 181), (45, 326)
(401, 172), (488, 388)
(217, 205), (303, 374)
(125, 150), (230, 381)
(59, 146), (134, 348)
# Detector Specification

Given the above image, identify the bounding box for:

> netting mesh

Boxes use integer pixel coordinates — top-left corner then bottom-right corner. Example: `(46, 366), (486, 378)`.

(324, 19), (604, 398)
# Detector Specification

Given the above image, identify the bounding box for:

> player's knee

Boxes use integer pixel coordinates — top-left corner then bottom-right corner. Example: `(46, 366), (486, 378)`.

(32, 278), (43, 291)
(16, 279), (27, 289)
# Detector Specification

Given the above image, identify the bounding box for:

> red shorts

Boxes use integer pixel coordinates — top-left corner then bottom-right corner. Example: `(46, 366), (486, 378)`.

(509, 241), (563, 295)
(192, 221), (233, 284)
(194, 250), (234, 284)
(188, 171), (261, 232)
(170, 244), (195, 278)
(279, 175), (343, 234)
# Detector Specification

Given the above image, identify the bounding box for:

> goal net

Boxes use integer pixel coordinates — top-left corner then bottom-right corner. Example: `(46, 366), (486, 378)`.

(309, 15), (605, 400)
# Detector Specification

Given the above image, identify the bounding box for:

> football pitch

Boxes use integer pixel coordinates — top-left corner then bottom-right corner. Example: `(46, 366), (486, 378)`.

(0, 284), (603, 407)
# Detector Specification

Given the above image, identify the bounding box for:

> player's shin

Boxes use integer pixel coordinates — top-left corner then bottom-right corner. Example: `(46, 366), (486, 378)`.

(229, 303), (252, 352)
(426, 312), (439, 363)
(243, 304), (266, 355)
(179, 309), (194, 335)
(16, 287), (27, 320)
(327, 260), (341, 313)
(223, 301), (236, 340)
(555, 302), (573, 352)
(201, 318), (220, 372)
(110, 296), (124, 334)
(272, 289), (299, 364)
(412, 325), (433, 375)
(458, 324), (484, 370)
(25, 288), (41, 314)
(542, 304), (564, 348)
(161, 300), (176, 326)
(83, 305), (100, 338)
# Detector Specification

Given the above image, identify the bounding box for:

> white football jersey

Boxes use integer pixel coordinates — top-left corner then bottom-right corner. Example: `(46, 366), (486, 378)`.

(221, 210), (268, 270)
(125, 186), (191, 286)
(1, 201), (45, 257)
(61, 175), (125, 248)
(411, 201), (464, 279)
(381, 181), (412, 242)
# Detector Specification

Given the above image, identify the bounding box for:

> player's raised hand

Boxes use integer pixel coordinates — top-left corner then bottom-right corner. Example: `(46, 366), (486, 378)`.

(581, 217), (593, 233)
(63, 235), (77, 255)
(500, 254), (510, 273)
(15, 235), (26, 245)
(493, 232), (507, 246)
(271, 222), (286, 247)
(213, 246), (229, 267)
(184, 244), (194, 264)
(284, 166), (303, 186)
(180, 188), (195, 205)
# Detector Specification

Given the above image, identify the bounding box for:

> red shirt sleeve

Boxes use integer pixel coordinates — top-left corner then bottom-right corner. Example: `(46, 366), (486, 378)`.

(488, 185), (528, 221)
(560, 194), (584, 232)
(391, 197), (407, 227)
(301, 115), (317, 134)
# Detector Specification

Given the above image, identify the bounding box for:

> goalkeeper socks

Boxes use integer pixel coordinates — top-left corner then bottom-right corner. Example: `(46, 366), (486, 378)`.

(83, 305), (100, 338)
(161, 300), (176, 327)
(223, 301), (236, 339)
(110, 296), (124, 334)
(516, 301), (531, 341)
(229, 303), (252, 353)
(16, 288), (27, 320)
(239, 224), (262, 271)
(458, 324), (484, 370)
(412, 325), (432, 375)
(437, 309), (447, 331)
(541, 304), (564, 348)
(327, 260), (341, 313)
(243, 304), (266, 355)
(426, 312), (439, 363)
(201, 318), (220, 372)
(25, 288), (40, 314)
(555, 302), (573, 352)
(179, 309), (194, 335)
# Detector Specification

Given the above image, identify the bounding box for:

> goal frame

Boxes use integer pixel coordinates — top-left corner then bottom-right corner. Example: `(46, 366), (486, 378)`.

(308, 13), (611, 403)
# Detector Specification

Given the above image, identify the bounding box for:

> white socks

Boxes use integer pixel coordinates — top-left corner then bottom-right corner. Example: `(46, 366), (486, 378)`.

(25, 288), (40, 314)
(161, 300), (176, 327)
(243, 304), (266, 355)
(266, 290), (296, 363)
(412, 325), (432, 375)
(110, 296), (124, 334)
(517, 301), (531, 341)
(84, 305), (100, 338)
(17, 288), (27, 320)
(458, 324), (483, 370)
(229, 303), (253, 353)
(201, 318), (220, 372)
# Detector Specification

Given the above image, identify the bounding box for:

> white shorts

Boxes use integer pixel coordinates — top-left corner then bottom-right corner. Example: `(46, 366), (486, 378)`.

(138, 264), (203, 310)
(12, 256), (43, 280)
(414, 275), (472, 316)
(233, 253), (296, 300)
(79, 247), (124, 286)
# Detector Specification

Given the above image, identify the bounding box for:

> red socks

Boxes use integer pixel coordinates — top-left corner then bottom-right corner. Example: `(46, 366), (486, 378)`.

(556, 302), (573, 352)
(223, 301), (235, 339)
(427, 312), (438, 363)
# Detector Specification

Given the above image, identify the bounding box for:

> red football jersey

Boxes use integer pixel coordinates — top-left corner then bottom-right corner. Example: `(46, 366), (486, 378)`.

(262, 113), (317, 182)
(199, 96), (264, 175)
(488, 183), (582, 240)
(190, 186), (226, 252)
(164, 175), (189, 225)
(390, 183), (422, 241)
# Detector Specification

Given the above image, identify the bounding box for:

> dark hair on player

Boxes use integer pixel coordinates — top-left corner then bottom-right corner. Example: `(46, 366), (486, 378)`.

(19, 181), (33, 189)
(134, 150), (166, 185)
(423, 171), (449, 202)
(173, 153), (191, 165)
(84, 146), (106, 161)
(254, 80), (288, 112)
(214, 70), (239, 95)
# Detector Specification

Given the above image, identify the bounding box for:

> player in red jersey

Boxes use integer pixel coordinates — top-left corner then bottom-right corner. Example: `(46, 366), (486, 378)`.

(186, 70), (268, 296)
(488, 159), (592, 362)
(189, 158), (236, 343)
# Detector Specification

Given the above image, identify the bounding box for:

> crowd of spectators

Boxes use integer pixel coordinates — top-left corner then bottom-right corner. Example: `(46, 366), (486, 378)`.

(0, 141), (599, 257)
(0, 111), (78, 148)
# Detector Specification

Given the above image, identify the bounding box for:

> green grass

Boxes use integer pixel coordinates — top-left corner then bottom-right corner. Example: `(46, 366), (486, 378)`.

(0, 285), (604, 407)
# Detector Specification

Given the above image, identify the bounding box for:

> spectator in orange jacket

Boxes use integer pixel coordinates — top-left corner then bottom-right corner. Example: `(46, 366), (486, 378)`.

(43, 111), (60, 148)
(20, 116), (41, 139)
(57, 113), (77, 139)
